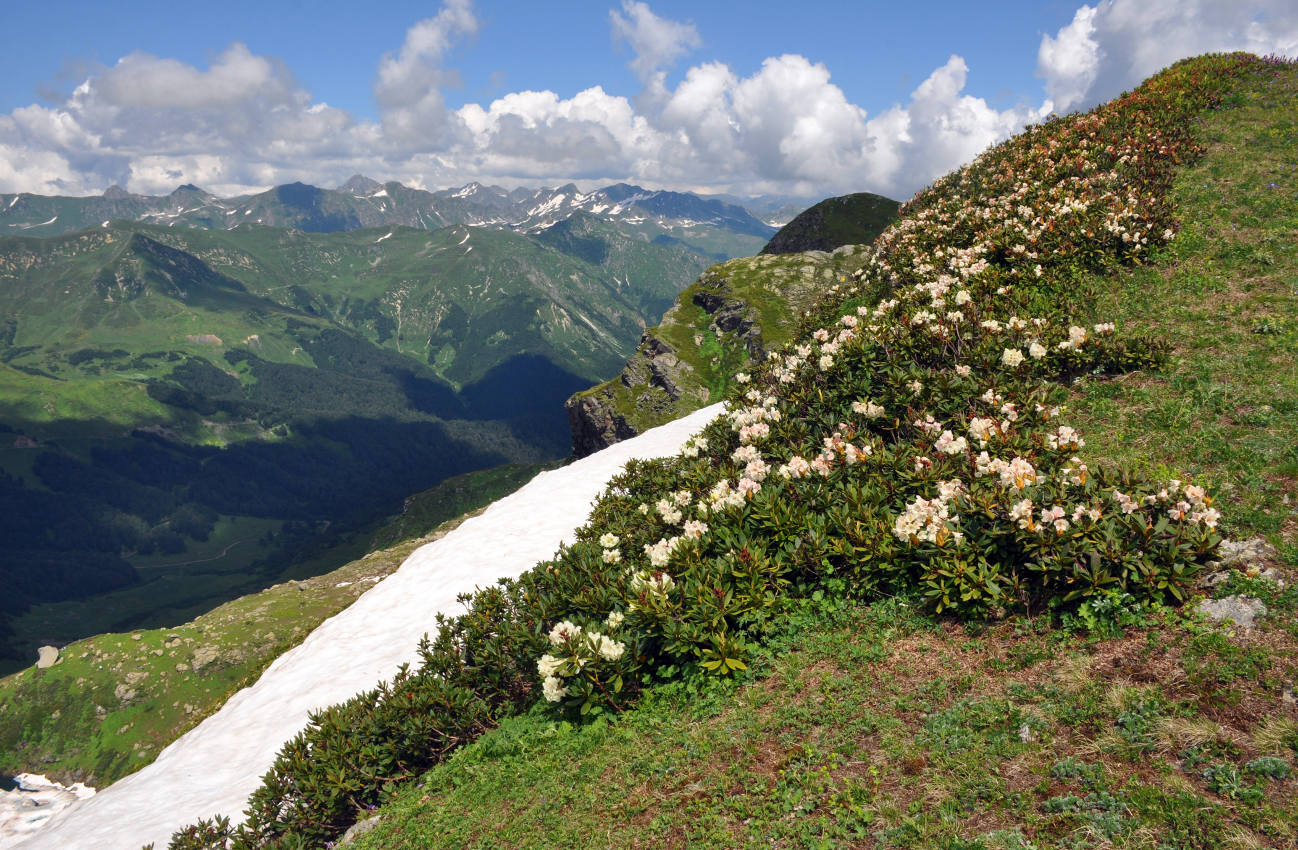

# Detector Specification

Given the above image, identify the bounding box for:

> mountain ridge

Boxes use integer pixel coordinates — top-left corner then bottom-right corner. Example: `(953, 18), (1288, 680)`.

(0, 180), (783, 262)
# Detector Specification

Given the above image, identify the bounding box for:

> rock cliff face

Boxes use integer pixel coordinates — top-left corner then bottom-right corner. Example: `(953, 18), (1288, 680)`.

(566, 246), (875, 457)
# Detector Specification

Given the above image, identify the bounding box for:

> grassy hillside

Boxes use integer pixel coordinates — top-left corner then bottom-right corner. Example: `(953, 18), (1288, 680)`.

(150, 54), (1295, 850)
(349, 56), (1298, 849)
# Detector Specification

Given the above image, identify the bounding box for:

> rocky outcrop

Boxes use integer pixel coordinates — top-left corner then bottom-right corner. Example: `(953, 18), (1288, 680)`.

(566, 330), (709, 457)
(566, 247), (872, 457)
(566, 393), (638, 457)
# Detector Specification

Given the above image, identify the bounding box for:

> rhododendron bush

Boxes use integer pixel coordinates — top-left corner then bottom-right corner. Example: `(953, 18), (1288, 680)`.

(165, 53), (1288, 850)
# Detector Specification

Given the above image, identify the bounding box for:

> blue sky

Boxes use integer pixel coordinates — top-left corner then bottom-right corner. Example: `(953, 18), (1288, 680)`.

(1, 1), (1295, 199)
(1, 1), (1080, 119)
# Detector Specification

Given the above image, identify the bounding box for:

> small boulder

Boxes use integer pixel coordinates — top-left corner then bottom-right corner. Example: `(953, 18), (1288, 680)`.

(1198, 595), (1267, 630)
(339, 815), (382, 845)
(190, 646), (220, 671)
(36, 646), (60, 669)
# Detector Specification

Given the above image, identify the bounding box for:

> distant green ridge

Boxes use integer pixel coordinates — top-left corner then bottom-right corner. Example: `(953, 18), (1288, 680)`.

(760, 191), (900, 255)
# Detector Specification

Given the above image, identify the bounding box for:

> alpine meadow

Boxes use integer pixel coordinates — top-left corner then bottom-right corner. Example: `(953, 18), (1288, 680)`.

(0, 19), (1295, 850)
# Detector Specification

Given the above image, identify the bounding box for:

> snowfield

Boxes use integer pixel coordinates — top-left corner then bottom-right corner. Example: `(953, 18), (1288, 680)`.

(5, 403), (724, 850)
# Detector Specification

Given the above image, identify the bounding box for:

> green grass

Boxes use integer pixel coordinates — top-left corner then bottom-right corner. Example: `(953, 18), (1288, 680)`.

(341, 63), (1298, 850)
(1068, 66), (1298, 554)
(354, 596), (1295, 849)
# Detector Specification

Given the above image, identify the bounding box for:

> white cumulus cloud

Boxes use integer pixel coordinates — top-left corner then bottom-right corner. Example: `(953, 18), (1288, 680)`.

(1, 0), (1296, 201)
(610, 0), (701, 83)
(375, 0), (478, 148)
(1038, 0), (1298, 113)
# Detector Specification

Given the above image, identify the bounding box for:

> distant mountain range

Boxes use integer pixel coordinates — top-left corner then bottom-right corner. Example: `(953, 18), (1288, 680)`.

(0, 196), (733, 669)
(0, 178), (789, 261)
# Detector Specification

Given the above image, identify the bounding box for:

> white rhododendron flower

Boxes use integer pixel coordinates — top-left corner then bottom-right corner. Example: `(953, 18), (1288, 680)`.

(542, 676), (568, 702)
(682, 519), (708, 540)
(537, 654), (562, 678)
(548, 621), (581, 645)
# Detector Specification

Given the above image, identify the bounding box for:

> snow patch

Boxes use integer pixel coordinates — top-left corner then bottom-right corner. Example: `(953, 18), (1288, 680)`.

(0, 775), (95, 849)
(370, 188), (389, 199)
(528, 193), (567, 218)
(12, 404), (724, 850)
(374, 232), (393, 244)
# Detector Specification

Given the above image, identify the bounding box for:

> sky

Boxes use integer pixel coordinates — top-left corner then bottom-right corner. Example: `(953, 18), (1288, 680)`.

(1, 0), (1296, 201)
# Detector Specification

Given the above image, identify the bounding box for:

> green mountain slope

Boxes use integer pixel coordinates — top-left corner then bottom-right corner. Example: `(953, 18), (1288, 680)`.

(565, 247), (876, 455)
(760, 191), (901, 255)
(0, 217), (709, 673)
(149, 54), (1295, 850)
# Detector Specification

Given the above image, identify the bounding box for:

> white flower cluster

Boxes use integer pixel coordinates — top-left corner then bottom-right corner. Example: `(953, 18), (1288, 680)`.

(644, 536), (683, 567)
(1047, 426), (1085, 451)
(894, 479), (964, 545)
(655, 491), (691, 525)
(628, 568), (677, 611)
(975, 454), (1037, 490)
(1111, 480), (1219, 528)
(968, 417), (998, 446)
(538, 617), (628, 702)
(934, 430), (969, 456)
(680, 436), (708, 459)
(599, 532), (622, 564)
(702, 478), (751, 512)
(852, 399), (885, 418)
(777, 455), (812, 479)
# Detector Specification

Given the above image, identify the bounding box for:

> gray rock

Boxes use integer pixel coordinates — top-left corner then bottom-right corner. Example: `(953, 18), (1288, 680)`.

(1216, 537), (1277, 570)
(190, 646), (220, 671)
(338, 815), (382, 845)
(35, 646), (60, 669)
(1197, 595), (1268, 630)
(1198, 536), (1281, 588)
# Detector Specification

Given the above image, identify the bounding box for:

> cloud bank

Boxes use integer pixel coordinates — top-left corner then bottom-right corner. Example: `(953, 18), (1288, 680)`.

(1038, 0), (1298, 113)
(1, 1), (1295, 200)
